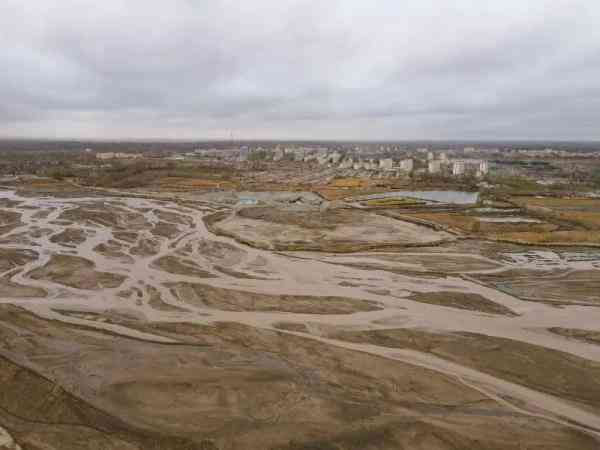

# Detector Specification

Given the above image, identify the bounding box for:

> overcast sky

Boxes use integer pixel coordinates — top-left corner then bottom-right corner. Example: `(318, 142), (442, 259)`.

(1, 0), (599, 140)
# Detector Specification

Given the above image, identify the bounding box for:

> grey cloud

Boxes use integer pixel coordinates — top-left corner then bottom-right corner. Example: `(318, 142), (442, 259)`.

(0, 0), (599, 139)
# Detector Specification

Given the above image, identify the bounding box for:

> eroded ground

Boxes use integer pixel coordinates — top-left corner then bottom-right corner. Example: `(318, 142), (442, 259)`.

(1, 187), (600, 449)
(208, 205), (454, 251)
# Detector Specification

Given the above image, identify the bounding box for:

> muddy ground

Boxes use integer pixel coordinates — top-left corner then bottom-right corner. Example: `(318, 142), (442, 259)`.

(1, 305), (598, 450)
(330, 327), (600, 415)
(406, 291), (518, 316)
(29, 254), (127, 290)
(1, 186), (600, 449)
(208, 206), (454, 251)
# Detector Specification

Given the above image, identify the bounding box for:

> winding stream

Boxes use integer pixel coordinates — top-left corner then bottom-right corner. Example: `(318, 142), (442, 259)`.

(2, 188), (600, 436)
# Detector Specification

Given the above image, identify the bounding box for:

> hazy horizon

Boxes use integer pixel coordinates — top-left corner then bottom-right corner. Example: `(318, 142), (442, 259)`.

(2, 137), (600, 145)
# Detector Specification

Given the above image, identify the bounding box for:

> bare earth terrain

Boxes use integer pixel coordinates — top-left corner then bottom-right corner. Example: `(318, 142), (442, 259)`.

(1, 186), (600, 449)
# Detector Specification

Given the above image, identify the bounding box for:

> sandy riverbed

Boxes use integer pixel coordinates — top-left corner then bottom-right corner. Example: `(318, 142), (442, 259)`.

(1, 187), (600, 449)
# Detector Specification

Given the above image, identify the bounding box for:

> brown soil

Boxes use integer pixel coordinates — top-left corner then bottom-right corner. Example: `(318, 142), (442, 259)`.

(49, 227), (87, 247)
(151, 221), (180, 238)
(208, 207), (452, 252)
(94, 240), (134, 262)
(368, 253), (502, 273)
(325, 253), (502, 277)
(130, 237), (161, 257)
(59, 203), (150, 230)
(0, 305), (596, 450)
(152, 256), (216, 278)
(146, 286), (189, 312)
(237, 207), (349, 230)
(153, 209), (193, 226)
(167, 282), (382, 314)
(549, 328), (600, 346)
(273, 322), (309, 333)
(401, 211), (558, 236)
(0, 198), (21, 208)
(28, 254), (126, 290)
(493, 230), (600, 246)
(407, 291), (517, 316)
(213, 265), (270, 279)
(58, 205), (118, 227)
(0, 342), (203, 449)
(113, 231), (139, 243)
(0, 276), (47, 298)
(197, 239), (247, 265)
(0, 248), (38, 272)
(332, 327), (600, 414)
(0, 209), (21, 235)
(474, 269), (600, 305)
(31, 207), (55, 219)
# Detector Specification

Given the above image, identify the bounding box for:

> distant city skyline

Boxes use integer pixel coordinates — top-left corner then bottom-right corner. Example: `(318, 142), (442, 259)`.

(1, 0), (599, 140)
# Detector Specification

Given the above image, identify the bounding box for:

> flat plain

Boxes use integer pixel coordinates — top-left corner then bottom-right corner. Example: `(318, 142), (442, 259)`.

(1, 178), (600, 450)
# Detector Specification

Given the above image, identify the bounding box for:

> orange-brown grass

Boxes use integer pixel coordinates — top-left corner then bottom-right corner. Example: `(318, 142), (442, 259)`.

(316, 188), (353, 201)
(510, 196), (600, 230)
(511, 196), (600, 210)
(555, 211), (600, 230)
(22, 178), (73, 189)
(364, 197), (424, 208)
(159, 177), (237, 190)
(405, 212), (557, 235)
(316, 186), (390, 201)
(408, 212), (478, 232)
(329, 177), (370, 189)
(245, 182), (310, 192)
(27, 178), (63, 185)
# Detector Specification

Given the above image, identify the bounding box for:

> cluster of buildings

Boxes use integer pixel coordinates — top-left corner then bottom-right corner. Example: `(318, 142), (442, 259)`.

(313, 151), (490, 178)
(175, 145), (496, 178)
(190, 146), (328, 163)
(273, 146), (330, 162)
(427, 156), (489, 177)
(95, 152), (143, 160)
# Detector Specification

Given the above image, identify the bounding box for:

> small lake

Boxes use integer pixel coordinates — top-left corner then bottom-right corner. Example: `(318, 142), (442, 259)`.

(362, 190), (479, 205)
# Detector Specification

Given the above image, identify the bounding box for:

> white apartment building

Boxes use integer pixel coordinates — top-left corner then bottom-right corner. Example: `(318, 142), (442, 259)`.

(96, 152), (115, 160)
(338, 157), (354, 169)
(329, 151), (342, 164)
(379, 158), (394, 170)
(452, 161), (466, 176)
(428, 160), (442, 174)
(399, 158), (414, 172)
(479, 160), (489, 174)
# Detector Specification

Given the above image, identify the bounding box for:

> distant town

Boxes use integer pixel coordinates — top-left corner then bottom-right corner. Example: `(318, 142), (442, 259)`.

(2, 140), (600, 196)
